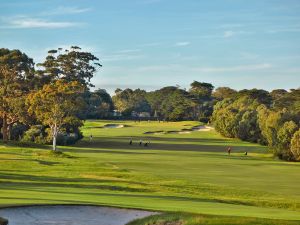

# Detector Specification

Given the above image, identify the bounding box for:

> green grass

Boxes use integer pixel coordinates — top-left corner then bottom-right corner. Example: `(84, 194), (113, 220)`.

(127, 212), (300, 225)
(0, 120), (300, 223)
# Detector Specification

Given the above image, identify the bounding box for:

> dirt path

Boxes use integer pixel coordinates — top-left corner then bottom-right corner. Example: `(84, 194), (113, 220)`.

(0, 205), (156, 225)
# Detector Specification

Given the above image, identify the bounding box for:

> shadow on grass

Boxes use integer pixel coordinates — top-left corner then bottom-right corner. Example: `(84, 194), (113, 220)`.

(0, 158), (60, 166)
(0, 172), (150, 193)
(0, 196), (91, 205)
(69, 136), (265, 154)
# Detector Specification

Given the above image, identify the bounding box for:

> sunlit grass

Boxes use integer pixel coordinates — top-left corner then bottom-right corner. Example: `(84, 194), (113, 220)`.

(0, 120), (300, 222)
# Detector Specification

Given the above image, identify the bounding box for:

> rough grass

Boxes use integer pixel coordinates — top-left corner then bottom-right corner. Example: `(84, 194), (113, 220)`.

(0, 120), (300, 222)
(127, 212), (300, 225)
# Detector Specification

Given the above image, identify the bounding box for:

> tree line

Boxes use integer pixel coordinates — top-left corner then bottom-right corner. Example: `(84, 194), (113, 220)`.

(1, 47), (299, 160)
(212, 88), (300, 161)
(0, 47), (102, 150)
(112, 86), (300, 161)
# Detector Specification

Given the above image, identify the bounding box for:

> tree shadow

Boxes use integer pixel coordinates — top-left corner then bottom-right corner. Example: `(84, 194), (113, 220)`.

(68, 136), (265, 154)
(0, 172), (149, 193)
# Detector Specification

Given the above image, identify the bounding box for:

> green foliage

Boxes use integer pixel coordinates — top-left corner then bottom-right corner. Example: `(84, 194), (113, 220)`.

(10, 123), (28, 141)
(291, 129), (300, 161)
(145, 86), (196, 121)
(213, 89), (300, 161)
(0, 48), (35, 142)
(113, 88), (151, 116)
(277, 121), (299, 160)
(81, 89), (114, 119)
(22, 125), (46, 144)
(189, 81), (214, 100)
(237, 110), (262, 142)
(56, 132), (81, 145)
(36, 46), (101, 88)
(212, 87), (237, 100)
(270, 89), (288, 100)
(26, 80), (85, 150)
(273, 89), (300, 113)
(160, 89), (195, 121)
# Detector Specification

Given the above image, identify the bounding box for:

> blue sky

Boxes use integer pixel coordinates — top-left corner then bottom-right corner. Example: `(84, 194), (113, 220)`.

(1, 0), (300, 94)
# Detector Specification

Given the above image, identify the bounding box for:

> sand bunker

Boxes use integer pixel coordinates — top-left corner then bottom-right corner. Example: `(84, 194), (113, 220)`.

(0, 205), (156, 225)
(178, 131), (191, 134)
(104, 124), (125, 128)
(143, 125), (214, 135)
(192, 125), (214, 131)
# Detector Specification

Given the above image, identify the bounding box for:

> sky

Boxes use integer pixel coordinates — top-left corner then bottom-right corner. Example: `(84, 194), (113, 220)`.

(1, 0), (300, 94)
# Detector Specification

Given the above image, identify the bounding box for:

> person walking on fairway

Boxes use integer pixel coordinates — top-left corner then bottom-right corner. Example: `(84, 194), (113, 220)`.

(139, 139), (142, 146)
(129, 138), (132, 145)
(227, 146), (231, 155)
(144, 140), (150, 147)
(89, 134), (93, 142)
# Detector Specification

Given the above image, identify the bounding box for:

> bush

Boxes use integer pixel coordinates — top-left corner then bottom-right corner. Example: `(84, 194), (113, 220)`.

(291, 129), (300, 161)
(10, 123), (28, 140)
(22, 125), (46, 144)
(56, 132), (79, 145)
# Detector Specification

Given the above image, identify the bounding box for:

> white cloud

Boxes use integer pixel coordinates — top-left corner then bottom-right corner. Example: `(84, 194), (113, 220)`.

(42, 6), (91, 15)
(2, 17), (83, 29)
(266, 27), (300, 34)
(175, 41), (190, 47)
(194, 63), (272, 72)
(114, 49), (141, 54)
(101, 53), (144, 62)
(136, 63), (272, 73)
(223, 30), (235, 38)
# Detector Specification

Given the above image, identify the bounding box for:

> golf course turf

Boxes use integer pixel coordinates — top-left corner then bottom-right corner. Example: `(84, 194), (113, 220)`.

(0, 120), (300, 224)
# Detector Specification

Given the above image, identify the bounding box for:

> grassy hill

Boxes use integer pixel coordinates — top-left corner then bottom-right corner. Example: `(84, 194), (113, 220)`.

(0, 120), (300, 223)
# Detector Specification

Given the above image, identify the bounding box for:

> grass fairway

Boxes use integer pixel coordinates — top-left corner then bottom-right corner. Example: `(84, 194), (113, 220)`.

(0, 120), (300, 223)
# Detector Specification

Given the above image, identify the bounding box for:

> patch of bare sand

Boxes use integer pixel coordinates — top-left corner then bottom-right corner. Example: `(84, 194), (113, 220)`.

(0, 205), (157, 225)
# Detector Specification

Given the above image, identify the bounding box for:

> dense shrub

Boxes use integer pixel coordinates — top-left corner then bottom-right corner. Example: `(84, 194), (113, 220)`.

(212, 89), (300, 161)
(56, 132), (81, 145)
(291, 129), (300, 161)
(10, 123), (28, 140)
(22, 125), (46, 144)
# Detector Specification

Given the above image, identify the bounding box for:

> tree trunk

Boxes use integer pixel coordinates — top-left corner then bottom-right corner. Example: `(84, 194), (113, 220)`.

(8, 124), (12, 141)
(2, 114), (8, 143)
(52, 124), (58, 151)
(53, 134), (57, 151)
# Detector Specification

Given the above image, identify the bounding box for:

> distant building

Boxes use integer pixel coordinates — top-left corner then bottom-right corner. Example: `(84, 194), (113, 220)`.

(131, 111), (151, 118)
(138, 112), (151, 118)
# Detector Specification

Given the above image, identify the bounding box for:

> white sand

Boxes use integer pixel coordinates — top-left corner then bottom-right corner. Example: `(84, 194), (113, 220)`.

(178, 131), (191, 134)
(0, 205), (157, 225)
(104, 124), (125, 128)
(192, 125), (214, 131)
